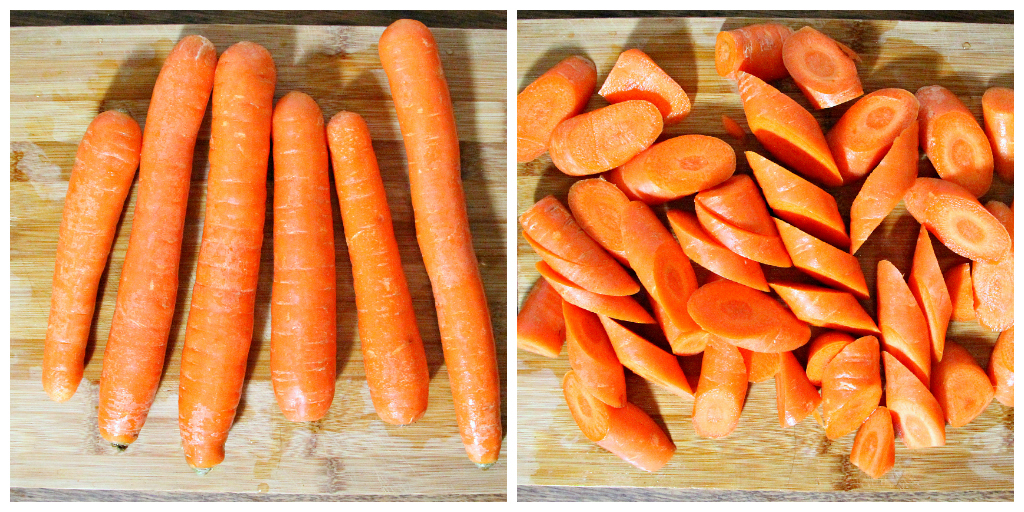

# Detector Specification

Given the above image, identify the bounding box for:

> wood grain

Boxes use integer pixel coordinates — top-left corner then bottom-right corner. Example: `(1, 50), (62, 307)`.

(517, 17), (1012, 495)
(11, 24), (506, 498)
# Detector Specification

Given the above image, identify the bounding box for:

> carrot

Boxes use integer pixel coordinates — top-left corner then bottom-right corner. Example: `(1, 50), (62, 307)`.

(379, 19), (500, 466)
(517, 55), (597, 163)
(988, 327), (1013, 407)
(849, 406), (896, 479)
(774, 351), (821, 427)
(43, 110), (141, 403)
(97, 35), (217, 447)
(931, 341), (995, 427)
(985, 200), (1014, 247)
(548, 99), (663, 176)
(537, 261), (654, 324)
(916, 85), (994, 197)
(666, 209), (769, 292)
(563, 302), (627, 407)
(848, 121), (919, 255)
(650, 298), (710, 356)
(517, 278), (566, 358)
(740, 349), (781, 383)
(736, 70), (842, 187)
(805, 331), (855, 387)
(903, 177), (1010, 263)
(883, 352), (946, 449)
(746, 151), (849, 249)
(567, 178), (631, 264)
(178, 41), (275, 472)
(271, 92), (337, 423)
(521, 195), (639, 296)
(907, 226), (952, 363)
(686, 279), (810, 353)
(820, 335), (883, 440)
(876, 259), (932, 388)
(781, 26), (863, 109)
(944, 262), (976, 322)
(769, 282), (879, 335)
(981, 87), (1013, 183)
(715, 23), (793, 81)
(562, 370), (676, 472)
(722, 114), (747, 141)
(599, 48), (691, 124)
(605, 134), (736, 205)
(695, 175), (777, 238)
(695, 202), (792, 268)
(972, 247), (1013, 332)
(692, 338), (748, 438)
(600, 316), (693, 399)
(328, 110), (431, 425)
(774, 218), (869, 299)
(826, 88), (919, 182)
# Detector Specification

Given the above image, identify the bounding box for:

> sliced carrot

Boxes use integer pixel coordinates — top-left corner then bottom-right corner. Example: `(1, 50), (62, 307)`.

(805, 331), (855, 387)
(774, 351), (821, 427)
(536, 261), (654, 324)
(850, 406), (895, 479)
(564, 302), (627, 408)
(567, 178), (631, 263)
(747, 151), (849, 249)
(695, 202), (792, 268)
(517, 278), (566, 358)
(972, 247), (1013, 332)
(848, 121), (919, 255)
(826, 88), (919, 182)
(931, 341), (995, 427)
(981, 87), (1013, 183)
(686, 279), (810, 353)
(599, 48), (691, 125)
(666, 209), (769, 292)
(883, 352), (946, 449)
(877, 259), (932, 388)
(916, 85), (994, 197)
(715, 23), (793, 81)
(605, 134), (736, 205)
(722, 114), (747, 141)
(651, 298), (710, 356)
(988, 327), (1013, 407)
(944, 262), (976, 322)
(769, 281), (879, 335)
(548, 99), (663, 176)
(740, 348), (781, 383)
(782, 26), (863, 109)
(695, 175), (776, 237)
(692, 338), (748, 438)
(908, 226), (952, 362)
(820, 335), (883, 440)
(774, 218), (869, 298)
(985, 200), (1014, 247)
(903, 177), (1010, 263)
(517, 55), (597, 163)
(600, 316), (693, 398)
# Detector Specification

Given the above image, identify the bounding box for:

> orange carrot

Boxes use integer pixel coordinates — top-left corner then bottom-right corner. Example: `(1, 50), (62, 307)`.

(97, 35), (217, 447)
(736, 70), (842, 187)
(517, 55), (597, 163)
(564, 302), (627, 407)
(548, 99), (663, 176)
(666, 209), (769, 292)
(877, 259), (932, 388)
(537, 261), (654, 324)
(820, 335), (882, 440)
(695, 202), (792, 268)
(774, 351), (821, 427)
(722, 114), (747, 141)
(903, 177), (1010, 263)
(178, 41), (276, 472)
(695, 175), (777, 238)
(650, 298), (710, 356)
(563, 370), (676, 472)
(908, 226), (952, 362)
(849, 406), (895, 479)
(715, 23), (793, 81)
(774, 218), (869, 298)
(686, 279), (810, 353)
(692, 338), (748, 438)
(599, 48), (691, 124)
(916, 85), (994, 197)
(988, 327), (1013, 407)
(600, 316), (693, 398)
(517, 278), (566, 358)
(944, 262), (976, 322)
(44, 110), (141, 403)
(931, 341), (994, 427)
(883, 352), (946, 449)
(328, 110), (431, 426)
(769, 282), (879, 335)
(972, 247), (1013, 332)
(981, 87), (1013, 183)
(848, 121), (919, 255)
(781, 26), (863, 109)
(740, 348), (781, 383)
(826, 88), (919, 182)
(605, 134), (736, 205)
(567, 178), (631, 263)
(985, 200), (1014, 247)
(805, 331), (854, 387)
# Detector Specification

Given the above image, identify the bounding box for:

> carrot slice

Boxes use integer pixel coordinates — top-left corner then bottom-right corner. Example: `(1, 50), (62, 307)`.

(549, 99), (663, 176)
(605, 134), (736, 205)
(850, 406), (896, 479)
(695, 174), (777, 237)
(775, 351), (821, 427)
(985, 200), (1014, 247)
(536, 261), (654, 324)
(827, 88), (919, 182)
(563, 370), (676, 472)
(945, 262), (977, 322)
(917, 85), (994, 197)
(931, 341), (995, 427)
(972, 247), (1013, 332)
(666, 209), (769, 292)
(747, 151), (849, 248)
(782, 26), (863, 109)
(517, 55), (598, 163)
(564, 302), (627, 408)
(567, 178), (631, 263)
(693, 338), (748, 438)
(769, 281), (879, 335)
(820, 335), (883, 440)
(599, 48), (691, 125)
(686, 279), (810, 353)
(736, 71), (842, 187)
(805, 331), (855, 387)
(517, 278), (565, 358)
(903, 177), (1010, 263)
(884, 352), (946, 448)
(695, 202), (792, 268)
(715, 23), (793, 81)
(908, 226), (953, 362)
(740, 349), (781, 383)
(877, 259), (932, 388)
(651, 297), (710, 356)
(722, 114), (747, 141)
(774, 218), (869, 298)
(848, 121), (919, 255)
(988, 327), (1014, 407)
(981, 87), (1014, 183)
(600, 316), (693, 398)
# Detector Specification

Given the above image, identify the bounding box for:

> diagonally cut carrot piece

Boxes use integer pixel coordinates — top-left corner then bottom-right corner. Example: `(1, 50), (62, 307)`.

(945, 262), (976, 322)
(877, 259), (932, 388)
(536, 261), (654, 324)
(549, 99), (663, 176)
(917, 85), (993, 197)
(722, 114), (747, 141)
(650, 297), (710, 356)
(696, 202), (792, 268)
(850, 406), (895, 479)
(687, 279), (810, 353)
(567, 178), (631, 264)
(564, 302), (627, 408)
(605, 134), (736, 205)
(667, 209), (769, 292)
(805, 331), (855, 387)
(693, 338), (748, 438)
(827, 88), (919, 182)
(981, 87), (1014, 183)
(884, 352), (946, 449)
(740, 348), (781, 383)
(821, 335), (883, 440)
(848, 121), (919, 255)
(715, 23), (793, 81)
(769, 281), (879, 335)
(782, 26), (863, 109)
(985, 200), (1014, 247)
(775, 351), (821, 427)
(599, 48), (691, 125)
(989, 327), (1013, 407)
(973, 199), (1014, 332)
(517, 278), (565, 358)
(517, 55), (597, 163)
(909, 226), (952, 362)
(931, 341), (994, 427)
(774, 218), (869, 298)
(695, 174), (778, 236)
(600, 316), (693, 398)
(903, 178), (1010, 263)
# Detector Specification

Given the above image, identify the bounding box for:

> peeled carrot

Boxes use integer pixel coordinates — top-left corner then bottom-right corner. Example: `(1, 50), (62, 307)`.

(686, 279), (810, 353)
(692, 338), (748, 438)
(605, 134), (736, 204)
(666, 209), (769, 292)
(600, 316), (693, 399)
(972, 247), (1013, 332)
(805, 331), (854, 387)
(97, 35), (217, 447)
(820, 335), (882, 440)
(537, 261), (654, 324)
(988, 327), (1013, 407)
(740, 348), (781, 383)
(548, 99), (663, 176)
(781, 26), (863, 109)
(931, 341), (994, 427)
(774, 351), (821, 427)
(903, 177), (1010, 263)
(916, 85), (994, 197)
(517, 55), (597, 163)
(715, 23), (793, 81)
(848, 121), (919, 255)
(736, 71), (842, 187)
(981, 87), (1013, 183)
(695, 174), (777, 238)
(850, 406), (895, 479)
(44, 110), (141, 403)
(908, 226), (952, 362)
(650, 298), (710, 356)
(563, 370), (676, 472)
(774, 218), (869, 299)
(876, 259), (932, 388)
(826, 88), (919, 182)
(563, 302), (627, 408)
(695, 202), (792, 268)
(599, 48), (691, 124)
(883, 352), (946, 449)
(722, 114), (747, 141)
(178, 41), (276, 472)
(517, 278), (566, 358)
(328, 110), (431, 425)
(944, 262), (976, 322)
(769, 282), (879, 335)
(567, 178), (631, 263)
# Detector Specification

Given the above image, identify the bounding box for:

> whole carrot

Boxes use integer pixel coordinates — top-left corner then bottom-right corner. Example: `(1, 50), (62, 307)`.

(327, 111), (430, 425)
(97, 35), (217, 447)
(44, 110), (141, 402)
(379, 19), (501, 467)
(178, 41), (276, 472)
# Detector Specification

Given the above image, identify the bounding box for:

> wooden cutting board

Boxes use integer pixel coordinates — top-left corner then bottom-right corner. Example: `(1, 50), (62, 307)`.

(517, 17), (1013, 493)
(11, 24), (506, 497)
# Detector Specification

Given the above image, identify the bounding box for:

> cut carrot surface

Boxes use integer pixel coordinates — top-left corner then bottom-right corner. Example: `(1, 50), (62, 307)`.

(820, 335), (883, 440)
(903, 177), (1011, 263)
(695, 174), (777, 237)
(827, 88), (919, 182)
(972, 247), (1013, 332)
(567, 178), (631, 263)
(715, 23), (793, 81)
(651, 298), (711, 356)
(805, 331), (855, 387)
(908, 226), (952, 362)
(537, 261), (655, 324)
(944, 262), (977, 322)
(931, 341), (994, 427)
(877, 259), (932, 388)
(769, 281), (879, 335)
(687, 279), (810, 353)
(774, 351), (821, 427)
(600, 316), (694, 398)
(722, 114), (747, 141)
(666, 209), (769, 292)
(884, 352), (946, 449)
(848, 121), (919, 255)
(740, 349), (781, 383)
(517, 278), (566, 358)
(985, 200), (1014, 246)
(599, 48), (691, 124)
(564, 302), (627, 408)
(988, 327), (1013, 407)
(981, 87), (1014, 183)
(695, 202), (792, 268)
(517, 55), (597, 163)
(548, 99), (663, 176)
(916, 85), (994, 197)
(606, 134), (736, 204)
(782, 26), (863, 109)
(850, 406), (896, 479)
(693, 339), (748, 438)
(774, 218), (869, 298)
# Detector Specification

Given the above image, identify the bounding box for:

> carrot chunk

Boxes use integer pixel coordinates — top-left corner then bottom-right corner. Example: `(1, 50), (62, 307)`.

(774, 218), (869, 298)
(537, 261), (654, 324)
(931, 341), (995, 427)
(805, 331), (855, 387)
(517, 278), (566, 358)
(985, 200), (1014, 247)
(981, 87), (1014, 183)
(599, 48), (691, 125)
(549, 100), (663, 176)
(877, 259), (932, 388)
(695, 202), (792, 268)
(916, 85), (994, 197)
(769, 281), (879, 335)
(988, 327), (1014, 407)
(686, 279), (810, 353)
(666, 209), (769, 292)
(650, 298), (711, 356)
(849, 121), (919, 255)
(908, 226), (952, 362)
(567, 178), (631, 263)
(944, 262), (977, 322)
(693, 339), (748, 438)
(740, 349), (781, 383)
(827, 88), (919, 182)
(774, 351), (821, 427)
(972, 248), (1013, 332)
(606, 134), (736, 204)
(600, 316), (693, 398)
(903, 177), (1010, 263)
(564, 302), (627, 408)
(821, 335), (883, 440)
(884, 352), (946, 449)
(850, 406), (896, 479)
(722, 114), (747, 141)
(782, 26), (864, 109)
(715, 23), (793, 81)
(695, 174), (777, 237)
(517, 55), (597, 163)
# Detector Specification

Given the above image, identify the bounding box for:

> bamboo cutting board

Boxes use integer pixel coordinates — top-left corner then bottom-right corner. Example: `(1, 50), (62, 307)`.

(517, 17), (1013, 493)
(11, 24), (506, 497)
